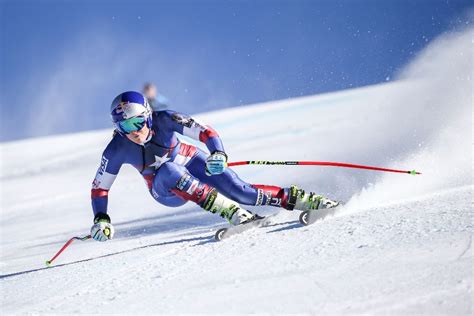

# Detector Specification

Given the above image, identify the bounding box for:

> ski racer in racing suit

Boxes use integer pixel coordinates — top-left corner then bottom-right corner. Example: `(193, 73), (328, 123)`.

(90, 91), (339, 241)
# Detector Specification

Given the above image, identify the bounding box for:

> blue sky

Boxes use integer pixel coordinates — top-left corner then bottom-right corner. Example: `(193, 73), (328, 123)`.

(1, 0), (472, 142)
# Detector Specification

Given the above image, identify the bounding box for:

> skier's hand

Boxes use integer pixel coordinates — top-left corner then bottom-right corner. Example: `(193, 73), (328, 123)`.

(205, 151), (228, 175)
(91, 213), (115, 242)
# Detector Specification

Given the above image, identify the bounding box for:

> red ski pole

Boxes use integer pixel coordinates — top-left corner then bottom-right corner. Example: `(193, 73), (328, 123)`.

(45, 235), (91, 266)
(227, 160), (421, 175)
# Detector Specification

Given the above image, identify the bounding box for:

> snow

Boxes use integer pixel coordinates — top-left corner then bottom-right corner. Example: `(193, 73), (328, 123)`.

(1, 28), (472, 314)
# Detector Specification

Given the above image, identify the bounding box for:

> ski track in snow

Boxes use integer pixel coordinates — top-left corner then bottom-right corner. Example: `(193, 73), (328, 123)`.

(1, 28), (473, 314)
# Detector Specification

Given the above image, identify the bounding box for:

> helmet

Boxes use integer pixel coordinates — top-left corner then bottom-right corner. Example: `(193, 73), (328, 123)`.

(110, 91), (153, 134)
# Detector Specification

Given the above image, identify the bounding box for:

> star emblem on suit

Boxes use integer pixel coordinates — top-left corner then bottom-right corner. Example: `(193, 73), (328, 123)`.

(149, 154), (170, 169)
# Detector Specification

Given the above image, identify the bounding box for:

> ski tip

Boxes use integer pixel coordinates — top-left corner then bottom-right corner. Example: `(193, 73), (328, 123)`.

(215, 228), (228, 241)
(299, 211), (310, 226)
(45, 260), (52, 267)
(409, 170), (421, 175)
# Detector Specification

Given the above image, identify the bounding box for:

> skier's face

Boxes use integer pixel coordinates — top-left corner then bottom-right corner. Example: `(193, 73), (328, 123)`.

(126, 124), (150, 145)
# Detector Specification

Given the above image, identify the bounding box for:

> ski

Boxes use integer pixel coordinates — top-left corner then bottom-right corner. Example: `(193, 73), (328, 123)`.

(299, 204), (343, 225)
(215, 203), (344, 240)
(215, 216), (273, 241)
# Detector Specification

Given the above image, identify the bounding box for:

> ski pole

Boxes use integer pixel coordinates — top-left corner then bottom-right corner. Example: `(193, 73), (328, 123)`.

(45, 235), (91, 266)
(227, 160), (421, 175)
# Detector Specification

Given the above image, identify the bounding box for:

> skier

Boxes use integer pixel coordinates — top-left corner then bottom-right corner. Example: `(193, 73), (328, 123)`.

(142, 82), (169, 111)
(90, 91), (339, 241)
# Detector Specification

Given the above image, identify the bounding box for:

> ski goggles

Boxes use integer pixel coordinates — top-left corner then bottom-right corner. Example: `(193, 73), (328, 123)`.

(117, 116), (147, 134)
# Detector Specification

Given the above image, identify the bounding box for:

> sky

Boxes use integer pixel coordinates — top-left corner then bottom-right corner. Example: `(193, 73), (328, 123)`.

(0, 0), (472, 142)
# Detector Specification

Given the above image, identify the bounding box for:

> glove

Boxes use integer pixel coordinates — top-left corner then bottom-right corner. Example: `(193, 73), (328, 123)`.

(91, 213), (115, 242)
(205, 151), (228, 175)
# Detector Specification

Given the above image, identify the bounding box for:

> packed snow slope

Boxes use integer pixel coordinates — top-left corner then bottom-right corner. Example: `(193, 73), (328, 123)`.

(1, 29), (472, 314)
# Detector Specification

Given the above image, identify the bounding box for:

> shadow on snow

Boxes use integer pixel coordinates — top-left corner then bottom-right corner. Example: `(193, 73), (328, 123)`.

(1, 234), (214, 280)
(2, 217), (305, 280)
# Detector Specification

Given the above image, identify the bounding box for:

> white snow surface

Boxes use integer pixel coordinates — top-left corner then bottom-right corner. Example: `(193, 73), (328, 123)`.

(1, 29), (473, 315)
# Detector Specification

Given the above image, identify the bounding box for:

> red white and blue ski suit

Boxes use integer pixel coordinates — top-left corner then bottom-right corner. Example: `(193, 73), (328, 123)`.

(91, 110), (289, 218)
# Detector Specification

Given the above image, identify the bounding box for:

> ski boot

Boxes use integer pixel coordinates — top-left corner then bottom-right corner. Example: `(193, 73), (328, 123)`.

(285, 185), (340, 225)
(203, 190), (266, 240)
(203, 189), (262, 225)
